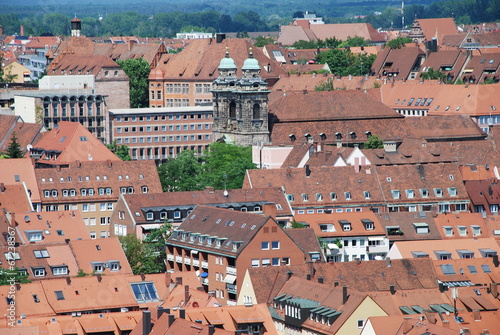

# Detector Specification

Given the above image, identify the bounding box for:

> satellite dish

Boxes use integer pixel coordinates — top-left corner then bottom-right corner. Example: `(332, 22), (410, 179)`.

(223, 190), (228, 197)
(27, 144), (33, 151)
(88, 153), (93, 161)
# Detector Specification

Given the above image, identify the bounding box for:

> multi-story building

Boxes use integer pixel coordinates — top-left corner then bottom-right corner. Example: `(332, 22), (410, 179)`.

(110, 187), (293, 239)
(34, 160), (162, 238)
(18, 48), (49, 81)
(109, 106), (213, 161)
(165, 205), (307, 305)
(14, 92), (110, 143)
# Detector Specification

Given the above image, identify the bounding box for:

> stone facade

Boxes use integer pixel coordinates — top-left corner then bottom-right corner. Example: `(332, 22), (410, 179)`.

(212, 49), (270, 146)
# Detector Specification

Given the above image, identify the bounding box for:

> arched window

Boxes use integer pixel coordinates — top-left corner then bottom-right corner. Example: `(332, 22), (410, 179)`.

(229, 101), (236, 119)
(253, 103), (260, 119)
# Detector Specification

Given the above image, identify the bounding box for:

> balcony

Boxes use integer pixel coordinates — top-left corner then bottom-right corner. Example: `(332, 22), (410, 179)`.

(227, 299), (237, 306)
(201, 278), (209, 286)
(167, 254), (174, 261)
(201, 261), (209, 269)
(226, 266), (236, 276)
(193, 259), (200, 267)
(367, 245), (388, 253)
(226, 284), (237, 294)
(184, 257), (191, 265)
(175, 255), (183, 263)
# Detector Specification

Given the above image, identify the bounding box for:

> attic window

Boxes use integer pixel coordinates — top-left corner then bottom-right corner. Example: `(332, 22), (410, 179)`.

(363, 191), (370, 199)
(345, 192), (351, 200)
(330, 193), (337, 200)
(440, 264), (455, 275)
(80, 136), (87, 141)
(413, 222), (429, 234)
(130, 282), (159, 303)
(34, 250), (50, 258)
(391, 190), (400, 199)
(55, 291), (65, 300)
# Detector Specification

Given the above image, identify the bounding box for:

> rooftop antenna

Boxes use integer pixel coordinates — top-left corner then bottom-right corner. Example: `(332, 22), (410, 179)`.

(401, 0), (404, 28)
(223, 173), (228, 196)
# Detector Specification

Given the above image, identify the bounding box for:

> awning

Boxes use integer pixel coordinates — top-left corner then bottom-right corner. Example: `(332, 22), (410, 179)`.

(367, 236), (385, 241)
(191, 250), (199, 254)
(200, 272), (208, 278)
(327, 243), (339, 249)
(140, 224), (162, 230)
(223, 274), (237, 284)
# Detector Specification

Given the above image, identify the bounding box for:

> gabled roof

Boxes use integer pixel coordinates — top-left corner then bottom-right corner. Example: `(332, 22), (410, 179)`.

(150, 38), (285, 82)
(31, 121), (120, 165)
(167, 205), (272, 257)
(431, 257), (499, 285)
(295, 211), (386, 238)
(278, 25), (317, 45)
(371, 45), (426, 79)
(247, 258), (438, 304)
(0, 158), (40, 203)
(310, 23), (386, 43)
(34, 159), (162, 203)
(463, 180), (500, 212)
(376, 212), (442, 242)
(417, 18), (458, 43)
(285, 228), (325, 261)
(272, 74), (379, 92)
(0, 115), (46, 154)
(389, 237), (500, 260)
(0, 184), (33, 212)
(270, 90), (401, 122)
(10, 210), (89, 244)
(69, 237), (133, 275)
(123, 187), (292, 223)
(48, 54), (121, 76)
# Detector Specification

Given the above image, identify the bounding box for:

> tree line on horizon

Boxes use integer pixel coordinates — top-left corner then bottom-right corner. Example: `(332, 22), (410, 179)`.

(0, 0), (498, 38)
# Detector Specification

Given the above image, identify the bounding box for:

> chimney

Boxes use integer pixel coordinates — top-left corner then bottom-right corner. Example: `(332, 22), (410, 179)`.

(176, 277), (183, 286)
(493, 254), (499, 267)
(318, 276), (324, 284)
(184, 285), (190, 305)
(490, 283), (498, 298)
(128, 39), (136, 51)
(107, 160), (112, 168)
(142, 311), (151, 335)
(385, 257), (391, 267)
(442, 320), (450, 328)
(215, 33), (225, 43)
(140, 274), (146, 281)
(438, 282), (445, 293)
(66, 277), (71, 285)
(20, 25), (25, 36)
(354, 157), (360, 173)
(179, 309), (186, 319)
(164, 308), (171, 314)
(0, 183), (5, 192)
(168, 314), (175, 328)
(209, 325), (215, 335)
(334, 281), (339, 287)
(473, 309), (481, 321)
(15, 283), (21, 291)
(306, 273), (311, 281)
(390, 285), (396, 295)
(287, 271), (293, 280)
(342, 286), (348, 305)
(65, 238), (70, 244)
(157, 306), (164, 319)
(305, 165), (311, 177)
(97, 274), (102, 282)
(262, 204), (277, 219)
(56, 165), (61, 172)
(402, 317), (412, 334)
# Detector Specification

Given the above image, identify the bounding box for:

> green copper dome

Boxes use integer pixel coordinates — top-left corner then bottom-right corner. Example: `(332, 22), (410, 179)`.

(218, 47), (236, 69)
(242, 48), (260, 70)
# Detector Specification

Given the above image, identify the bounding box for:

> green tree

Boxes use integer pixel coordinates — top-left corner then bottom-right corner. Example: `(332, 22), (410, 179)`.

(158, 150), (203, 192)
(364, 135), (384, 149)
(200, 142), (256, 190)
(106, 140), (131, 161)
(254, 36), (275, 47)
(315, 77), (334, 91)
(339, 36), (368, 47)
(420, 67), (446, 81)
(0, 268), (30, 286)
(292, 40), (319, 49)
(4, 132), (23, 158)
(386, 37), (412, 49)
(316, 49), (375, 77)
(116, 58), (150, 108)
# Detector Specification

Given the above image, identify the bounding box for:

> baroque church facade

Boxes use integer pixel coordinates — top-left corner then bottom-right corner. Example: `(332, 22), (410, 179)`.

(211, 48), (271, 146)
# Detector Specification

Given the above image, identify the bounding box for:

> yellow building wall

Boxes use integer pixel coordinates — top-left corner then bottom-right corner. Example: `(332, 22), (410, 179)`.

(336, 296), (388, 335)
(236, 269), (258, 305)
(3, 62), (29, 83)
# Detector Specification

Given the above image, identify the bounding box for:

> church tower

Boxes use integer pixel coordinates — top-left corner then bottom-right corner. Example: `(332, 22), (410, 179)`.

(212, 48), (270, 146)
(71, 17), (82, 37)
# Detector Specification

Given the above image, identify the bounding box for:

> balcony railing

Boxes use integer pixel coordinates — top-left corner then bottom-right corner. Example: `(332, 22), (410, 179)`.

(184, 257), (191, 265)
(367, 245), (388, 253)
(201, 278), (209, 285)
(226, 284), (237, 294)
(166, 254), (174, 261)
(226, 266), (236, 275)
(227, 299), (237, 306)
(175, 256), (183, 263)
(201, 261), (209, 269)
(193, 259), (200, 267)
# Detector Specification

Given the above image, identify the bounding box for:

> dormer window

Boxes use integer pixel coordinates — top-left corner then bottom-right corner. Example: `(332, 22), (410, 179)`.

(335, 132), (342, 140)
(302, 194), (309, 202)
(91, 262), (104, 273)
(340, 220), (351, 231)
(32, 267), (46, 277)
(146, 212), (153, 221)
(363, 191), (370, 199)
(108, 261), (120, 271)
(420, 189), (429, 198)
(216, 239), (222, 248)
(413, 222), (429, 234)
(391, 190), (400, 199)
(316, 193), (323, 201)
(330, 192), (337, 201)
(287, 194), (294, 201)
(434, 188), (443, 197)
(362, 219), (374, 230)
(345, 192), (351, 200)
(448, 188), (457, 196)
(25, 230), (43, 242)
(406, 189), (414, 199)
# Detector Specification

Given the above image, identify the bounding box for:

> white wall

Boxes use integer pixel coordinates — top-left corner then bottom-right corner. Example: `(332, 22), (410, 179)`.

(39, 75), (95, 90)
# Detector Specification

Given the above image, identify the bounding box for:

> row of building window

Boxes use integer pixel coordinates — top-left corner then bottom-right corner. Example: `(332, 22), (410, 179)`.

(117, 123), (211, 133)
(289, 188), (457, 202)
(83, 217), (111, 225)
(251, 257), (290, 267)
(115, 113), (211, 122)
(41, 174), (144, 183)
(115, 134), (210, 144)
